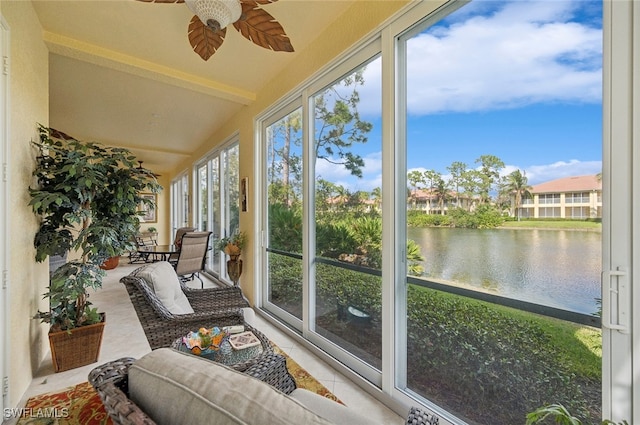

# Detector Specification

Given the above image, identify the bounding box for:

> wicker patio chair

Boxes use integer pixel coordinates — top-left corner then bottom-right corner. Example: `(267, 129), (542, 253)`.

(121, 268), (249, 350)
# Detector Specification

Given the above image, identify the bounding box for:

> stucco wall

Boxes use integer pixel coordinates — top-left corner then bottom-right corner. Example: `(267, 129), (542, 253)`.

(2, 0), (51, 407)
(172, 1), (409, 305)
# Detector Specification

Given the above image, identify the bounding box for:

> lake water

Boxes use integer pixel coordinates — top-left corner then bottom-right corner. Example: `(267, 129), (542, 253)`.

(407, 227), (602, 315)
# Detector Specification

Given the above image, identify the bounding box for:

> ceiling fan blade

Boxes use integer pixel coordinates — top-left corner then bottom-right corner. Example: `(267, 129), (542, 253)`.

(188, 15), (227, 60)
(233, 3), (294, 53)
(240, 0), (278, 4)
(136, 0), (185, 3)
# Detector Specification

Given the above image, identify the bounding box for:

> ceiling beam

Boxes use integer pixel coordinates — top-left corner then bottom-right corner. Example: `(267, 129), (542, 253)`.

(43, 31), (256, 105)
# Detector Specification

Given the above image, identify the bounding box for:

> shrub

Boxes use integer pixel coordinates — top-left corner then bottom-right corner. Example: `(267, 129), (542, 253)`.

(268, 203), (303, 253)
(316, 221), (359, 258)
(406, 286), (591, 424)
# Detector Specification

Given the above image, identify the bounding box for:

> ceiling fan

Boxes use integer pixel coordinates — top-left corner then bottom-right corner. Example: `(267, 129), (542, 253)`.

(136, 0), (294, 61)
(138, 161), (162, 178)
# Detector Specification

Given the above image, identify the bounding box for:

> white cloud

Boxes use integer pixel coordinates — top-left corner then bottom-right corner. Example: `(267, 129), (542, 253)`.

(315, 151), (383, 192)
(523, 159), (601, 185)
(355, 2), (601, 116)
(400, 1), (602, 115)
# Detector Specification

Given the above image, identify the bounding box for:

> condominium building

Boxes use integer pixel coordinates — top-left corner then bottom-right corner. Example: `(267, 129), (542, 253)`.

(517, 174), (602, 219)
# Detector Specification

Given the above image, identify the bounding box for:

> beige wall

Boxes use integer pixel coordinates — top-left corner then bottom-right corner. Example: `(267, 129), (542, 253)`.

(172, 1), (408, 305)
(136, 174), (172, 245)
(2, 0), (51, 407)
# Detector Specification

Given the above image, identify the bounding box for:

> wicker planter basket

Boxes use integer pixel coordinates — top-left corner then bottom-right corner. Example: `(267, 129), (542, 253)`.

(49, 313), (106, 372)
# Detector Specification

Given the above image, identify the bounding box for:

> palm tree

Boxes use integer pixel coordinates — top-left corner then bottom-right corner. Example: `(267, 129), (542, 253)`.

(504, 170), (532, 221)
(407, 170), (424, 210)
(371, 187), (382, 211)
(432, 177), (451, 215)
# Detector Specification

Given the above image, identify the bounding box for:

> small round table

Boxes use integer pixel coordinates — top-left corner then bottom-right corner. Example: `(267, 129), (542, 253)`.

(136, 244), (180, 262)
(170, 323), (273, 372)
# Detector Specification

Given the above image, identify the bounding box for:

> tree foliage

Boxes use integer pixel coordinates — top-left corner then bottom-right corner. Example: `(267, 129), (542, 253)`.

(30, 124), (161, 330)
(314, 69), (372, 178)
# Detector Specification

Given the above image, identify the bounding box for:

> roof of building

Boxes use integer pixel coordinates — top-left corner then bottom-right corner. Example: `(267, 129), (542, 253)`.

(531, 174), (602, 194)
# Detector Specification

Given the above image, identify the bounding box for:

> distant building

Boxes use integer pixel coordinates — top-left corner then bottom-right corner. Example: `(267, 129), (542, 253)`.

(410, 189), (474, 214)
(516, 174), (602, 219)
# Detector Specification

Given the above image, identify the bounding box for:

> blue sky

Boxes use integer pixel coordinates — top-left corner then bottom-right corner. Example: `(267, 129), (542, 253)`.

(316, 0), (603, 192)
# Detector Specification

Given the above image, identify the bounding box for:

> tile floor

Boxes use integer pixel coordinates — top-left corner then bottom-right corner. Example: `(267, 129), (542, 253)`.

(9, 262), (404, 425)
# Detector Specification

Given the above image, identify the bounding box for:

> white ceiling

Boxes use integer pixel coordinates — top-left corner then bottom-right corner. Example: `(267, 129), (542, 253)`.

(32, 0), (355, 174)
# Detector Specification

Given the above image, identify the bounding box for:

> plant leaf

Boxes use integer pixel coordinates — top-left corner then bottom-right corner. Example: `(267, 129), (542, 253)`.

(233, 4), (294, 52)
(188, 15), (227, 60)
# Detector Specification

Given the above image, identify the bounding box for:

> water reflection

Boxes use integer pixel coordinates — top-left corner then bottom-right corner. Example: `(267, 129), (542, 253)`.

(408, 227), (601, 315)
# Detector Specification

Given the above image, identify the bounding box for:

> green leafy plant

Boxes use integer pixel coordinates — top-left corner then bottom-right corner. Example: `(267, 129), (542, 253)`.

(216, 230), (248, 257)
(30, 124), (161, 331)
(526, 403), (628, 425)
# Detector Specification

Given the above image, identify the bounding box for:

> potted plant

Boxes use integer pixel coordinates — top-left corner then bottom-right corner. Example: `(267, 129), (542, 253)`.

(29, 124), (161, 372)
(216, 231), (247, 286)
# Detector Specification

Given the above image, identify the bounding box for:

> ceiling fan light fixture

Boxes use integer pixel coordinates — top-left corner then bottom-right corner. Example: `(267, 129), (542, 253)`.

(185, 0), (242, 32)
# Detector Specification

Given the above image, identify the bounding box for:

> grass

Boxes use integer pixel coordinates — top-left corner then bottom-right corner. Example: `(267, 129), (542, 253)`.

(501, 220), (602, 230)
(415, 284), (602, 380)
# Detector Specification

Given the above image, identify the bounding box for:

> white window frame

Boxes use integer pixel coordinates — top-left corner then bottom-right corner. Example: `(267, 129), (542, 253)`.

(1, 15), (9, 414)
(257, 97), (304, 328)
(170, 172), (189, 241)
(602, 1), (637, 422)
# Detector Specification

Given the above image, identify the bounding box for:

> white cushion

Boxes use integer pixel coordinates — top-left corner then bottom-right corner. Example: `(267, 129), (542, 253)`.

(129, 348), (335, 425)
(136, 262), (194, 314)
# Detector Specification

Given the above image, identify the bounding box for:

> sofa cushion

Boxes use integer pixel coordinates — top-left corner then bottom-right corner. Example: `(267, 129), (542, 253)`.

(135, 262), (194, 314)
(289, 388), (370, 425)
(128, 348), (335, 425)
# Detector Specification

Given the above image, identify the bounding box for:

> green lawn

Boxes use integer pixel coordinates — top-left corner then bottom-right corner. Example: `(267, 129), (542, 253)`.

(488, 300), (602, 379)
(422, 285), (602, 379)
(501, 220), (602, 230)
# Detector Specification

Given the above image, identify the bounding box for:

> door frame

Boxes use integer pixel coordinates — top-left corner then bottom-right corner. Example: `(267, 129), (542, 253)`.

(1, 14), (10, 414)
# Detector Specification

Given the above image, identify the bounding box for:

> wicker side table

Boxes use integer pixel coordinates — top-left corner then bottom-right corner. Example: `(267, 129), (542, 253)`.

(170, 323), (273, 372)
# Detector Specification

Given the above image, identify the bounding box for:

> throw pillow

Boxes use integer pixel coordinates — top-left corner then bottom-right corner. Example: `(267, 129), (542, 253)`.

(135, 261), (194, 314)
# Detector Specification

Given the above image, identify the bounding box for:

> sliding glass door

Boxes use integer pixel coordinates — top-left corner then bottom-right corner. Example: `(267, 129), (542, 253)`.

(264, 103), (304, 322)
(310, 54), (383, 376)
(258, 1), (612, 423)
(195, 140), (240, 282)
(395, 2), (603, 423)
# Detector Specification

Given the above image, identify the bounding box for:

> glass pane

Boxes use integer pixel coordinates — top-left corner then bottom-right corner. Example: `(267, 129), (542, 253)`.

(198, 165), (208, 232)
(210, 158), (220, 274)
(402, 2), (602, 423)
(313, 57), (382, 369)
(266, 107), (304, 319)
(222, 145), (240, 237)
(219, 145), (240, 282)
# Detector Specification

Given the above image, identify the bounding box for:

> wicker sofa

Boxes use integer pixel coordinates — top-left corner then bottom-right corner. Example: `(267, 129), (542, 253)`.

(89, 348), (440, 425)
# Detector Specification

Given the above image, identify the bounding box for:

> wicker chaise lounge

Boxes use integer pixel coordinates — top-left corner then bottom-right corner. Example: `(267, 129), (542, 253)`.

(121, 263), (250, 350)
